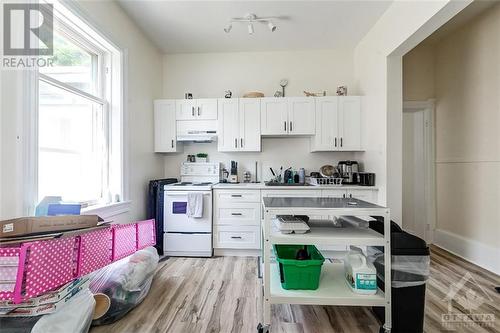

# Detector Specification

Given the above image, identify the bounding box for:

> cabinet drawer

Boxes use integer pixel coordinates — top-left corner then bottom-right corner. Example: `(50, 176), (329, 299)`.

(215, 190), (260, 203)
(215, 204), (260, 226)
(214, 226), (260, 249)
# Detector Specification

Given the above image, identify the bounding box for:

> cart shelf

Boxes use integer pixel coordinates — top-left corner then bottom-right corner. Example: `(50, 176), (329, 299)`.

(270, 225), (386, 247)
(270, 262), (385, 306)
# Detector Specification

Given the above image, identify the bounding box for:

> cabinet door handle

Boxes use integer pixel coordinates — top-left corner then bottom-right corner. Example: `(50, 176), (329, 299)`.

(334, 137), (337, 147)
(231, 213), (243, 216)
(240, 138), (243, 148)
(231, 194), (242, 198)
(290, 121), (293, 132)
(235, 138), (237, 148)
(230, 236), (242, 239)
(171, 139), (174, 148)
(197, 106), (201, 116)
(284, 121), (287, 132)
(191, 106), (195, 116)
(340, 137), (343, 147)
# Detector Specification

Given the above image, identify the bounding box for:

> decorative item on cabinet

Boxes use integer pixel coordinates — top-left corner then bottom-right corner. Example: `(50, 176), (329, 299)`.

(184, 93), (193, 99)
(274, 90), (283, 97)
(196, 153), (208, 163)
(336, 86), (347, 96)
(242, 91), (264, 98)
(279, 79), (288, 97)
(303, 91), (326, 97)
(225, 90), (232, 98)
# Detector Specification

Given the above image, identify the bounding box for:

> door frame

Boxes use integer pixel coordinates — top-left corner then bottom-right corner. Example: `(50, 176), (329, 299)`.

(403, 99), (436, 243)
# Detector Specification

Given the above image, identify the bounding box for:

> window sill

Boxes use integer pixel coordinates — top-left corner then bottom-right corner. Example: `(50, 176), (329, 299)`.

(81, 201), (131, 220)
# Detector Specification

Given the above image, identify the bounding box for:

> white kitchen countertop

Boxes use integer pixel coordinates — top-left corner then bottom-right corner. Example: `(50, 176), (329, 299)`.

(212, 183), (378, 190)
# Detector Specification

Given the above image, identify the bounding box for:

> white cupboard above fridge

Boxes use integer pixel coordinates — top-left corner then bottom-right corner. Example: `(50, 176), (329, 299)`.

(154, 100), (182, 153)
(176, 98), (218, 120)
(218, 98), (261, 152)
(311, 96), (362, 152)
(260, 97), (315, 136)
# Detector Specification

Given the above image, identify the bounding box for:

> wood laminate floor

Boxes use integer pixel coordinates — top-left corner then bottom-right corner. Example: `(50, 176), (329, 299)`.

(91, 245), (499, 333)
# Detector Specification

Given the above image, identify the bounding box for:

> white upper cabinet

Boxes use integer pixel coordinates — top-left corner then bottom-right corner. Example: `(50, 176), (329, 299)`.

(176, 98), (217, 120)
(338, 96), (362, 151)
(239, 98), (261, 151)
(311, 97), (339, 151)
(311, 96), (362, 152)
(154, 100), (182, 153)
(261, 97), (315, 136)
(217, 99), (239, 151)
(218, 98), (261, 152)
(260, 98), (288, 135)
(288, 97), (315, 135)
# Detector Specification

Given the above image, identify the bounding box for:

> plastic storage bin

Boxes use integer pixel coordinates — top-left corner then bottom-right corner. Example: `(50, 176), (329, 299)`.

(274, 245), (325, 290)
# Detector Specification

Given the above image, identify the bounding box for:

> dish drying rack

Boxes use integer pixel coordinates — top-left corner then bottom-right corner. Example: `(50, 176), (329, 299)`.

(309, 177), (343, 186)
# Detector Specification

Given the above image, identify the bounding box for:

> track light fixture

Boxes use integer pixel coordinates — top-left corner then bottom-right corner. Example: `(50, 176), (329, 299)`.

(224, 13), (279, 34)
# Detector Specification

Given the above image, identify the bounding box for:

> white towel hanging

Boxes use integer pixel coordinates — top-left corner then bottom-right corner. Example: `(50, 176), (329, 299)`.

(187, 193), (203, 218)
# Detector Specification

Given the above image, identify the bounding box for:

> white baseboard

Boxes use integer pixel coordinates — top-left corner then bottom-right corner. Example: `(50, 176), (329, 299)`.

(214, 248), (260, 257)
(434, 229), (500, 275)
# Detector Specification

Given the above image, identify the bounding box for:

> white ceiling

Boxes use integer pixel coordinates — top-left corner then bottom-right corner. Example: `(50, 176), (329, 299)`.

(117, 1), (392, 54)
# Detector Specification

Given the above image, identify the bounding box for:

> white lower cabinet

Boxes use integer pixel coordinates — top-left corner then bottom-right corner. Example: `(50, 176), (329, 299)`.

(213, 189), (261, 250)
(214, 225), (260, 249)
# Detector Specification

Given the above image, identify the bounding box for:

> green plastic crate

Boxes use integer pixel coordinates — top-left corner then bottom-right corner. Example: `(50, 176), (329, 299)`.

(274, 244), (325, 290)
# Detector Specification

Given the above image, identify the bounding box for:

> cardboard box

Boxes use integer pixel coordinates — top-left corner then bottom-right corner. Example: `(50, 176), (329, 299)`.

(0, 215), (103, 238)
(0, 277), (90, 315)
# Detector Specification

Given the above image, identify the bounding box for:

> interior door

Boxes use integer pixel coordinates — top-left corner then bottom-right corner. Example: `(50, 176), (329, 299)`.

(260, 98), (288, 135)
(196, 99), (218, 120)
(154, 100), (178, 152)
(338, 96), (362, 151)
(311, 97), (338, 151)
(176, 99), (197, 120)
(217, 99), (239, 152)
(239, 98), (261, 151)
(164, 191), (212, 232)
(402, 111), (427, 242)
(288, 97), (315, 135)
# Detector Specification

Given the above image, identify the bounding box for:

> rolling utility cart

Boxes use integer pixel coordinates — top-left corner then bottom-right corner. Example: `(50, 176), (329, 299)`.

(258, 197), (391, 333)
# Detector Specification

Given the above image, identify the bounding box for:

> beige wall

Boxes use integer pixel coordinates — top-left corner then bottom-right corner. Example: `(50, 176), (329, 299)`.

(76, 0), (165, 220)
(434, 4), (500, 249)
(403, 43), (435, 101)
(403, 3), (500, 249)
(163, 49), (355, 99)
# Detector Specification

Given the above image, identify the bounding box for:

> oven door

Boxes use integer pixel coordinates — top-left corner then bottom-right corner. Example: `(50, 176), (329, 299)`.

(164, 190), (212, 233)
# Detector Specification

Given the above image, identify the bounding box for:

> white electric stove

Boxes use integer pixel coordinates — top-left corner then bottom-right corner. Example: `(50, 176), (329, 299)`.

(163, 162), (220, 257)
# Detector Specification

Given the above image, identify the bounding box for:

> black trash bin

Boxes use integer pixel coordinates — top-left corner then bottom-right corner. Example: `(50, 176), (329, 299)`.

(368, 219), (430, 333)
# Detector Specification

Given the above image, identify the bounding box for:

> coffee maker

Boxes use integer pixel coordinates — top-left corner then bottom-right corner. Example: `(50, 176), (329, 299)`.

(337, 160), (359, 184)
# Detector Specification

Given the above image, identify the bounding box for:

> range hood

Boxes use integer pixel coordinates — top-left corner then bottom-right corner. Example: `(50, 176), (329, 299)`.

(177, 130), (217, 142)
(176, 120), (217, 142)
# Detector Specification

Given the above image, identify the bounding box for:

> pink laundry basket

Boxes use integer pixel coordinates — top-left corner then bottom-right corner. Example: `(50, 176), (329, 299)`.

(23, 237), (76, 300)
(136, 219), (156, 250)
(111, 223), (137, 261)
(76, 227), (112, 277)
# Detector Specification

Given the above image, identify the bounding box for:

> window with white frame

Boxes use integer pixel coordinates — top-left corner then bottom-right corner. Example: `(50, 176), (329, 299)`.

(37, 2), (123, 207)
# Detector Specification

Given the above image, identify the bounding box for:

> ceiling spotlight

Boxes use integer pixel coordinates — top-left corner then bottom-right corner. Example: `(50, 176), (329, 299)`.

(223, 13), (279, 35)
(268, 21), (277, 32)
